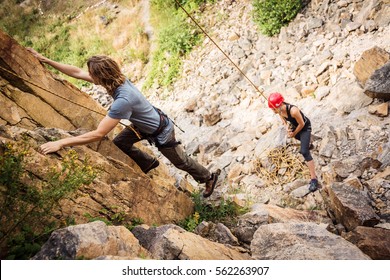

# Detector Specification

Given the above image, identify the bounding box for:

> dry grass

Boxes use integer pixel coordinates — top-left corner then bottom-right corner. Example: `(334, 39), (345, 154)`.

(40, 0), (100, 14)
(72, 2), (150, 66)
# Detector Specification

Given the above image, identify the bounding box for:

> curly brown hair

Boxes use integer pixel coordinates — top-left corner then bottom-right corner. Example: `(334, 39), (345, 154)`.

(87, 56), (126, 96)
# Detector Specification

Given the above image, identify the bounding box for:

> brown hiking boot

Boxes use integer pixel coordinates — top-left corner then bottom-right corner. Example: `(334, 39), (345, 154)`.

(203, 171), (219, 198)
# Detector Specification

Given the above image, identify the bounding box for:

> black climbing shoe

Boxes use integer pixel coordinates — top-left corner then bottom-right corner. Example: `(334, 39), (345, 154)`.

(309, 179), (319, 192)
(144, 159), (160, 173)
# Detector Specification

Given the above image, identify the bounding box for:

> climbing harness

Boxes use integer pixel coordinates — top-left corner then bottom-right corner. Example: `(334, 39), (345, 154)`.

(151, 106), (170, 137)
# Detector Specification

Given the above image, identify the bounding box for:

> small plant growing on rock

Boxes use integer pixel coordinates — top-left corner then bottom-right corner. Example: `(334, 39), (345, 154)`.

(84, 206), (144, 230)
(0, 141), (99, 259)
(178, 191), (246, 231)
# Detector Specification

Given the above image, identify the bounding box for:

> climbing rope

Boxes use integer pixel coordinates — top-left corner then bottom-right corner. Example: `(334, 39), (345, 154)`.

(0, 65), (143, 139)
(253, 144), (309, 186)
(174, 1), (304, 181)
(174, 1), (313, 185)
(173, 0), (270, 103)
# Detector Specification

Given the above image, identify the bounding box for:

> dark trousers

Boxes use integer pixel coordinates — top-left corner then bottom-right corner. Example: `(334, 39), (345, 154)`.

(113, 127), (211, 183)
(295, 128), (313, 161)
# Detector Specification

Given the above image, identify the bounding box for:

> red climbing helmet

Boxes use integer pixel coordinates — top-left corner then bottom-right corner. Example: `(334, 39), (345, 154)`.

(268, 92), (284, 108)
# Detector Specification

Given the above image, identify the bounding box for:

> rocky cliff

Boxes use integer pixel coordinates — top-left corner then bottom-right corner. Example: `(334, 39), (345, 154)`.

(1, 0), (390, 260)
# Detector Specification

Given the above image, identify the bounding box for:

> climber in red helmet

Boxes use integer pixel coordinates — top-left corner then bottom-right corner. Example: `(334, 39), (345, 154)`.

(268, 92), (319, 192)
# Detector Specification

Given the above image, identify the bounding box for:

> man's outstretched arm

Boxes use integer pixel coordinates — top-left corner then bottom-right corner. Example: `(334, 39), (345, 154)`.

(27, 48), (94, 83)
(39, 116), (121, 154)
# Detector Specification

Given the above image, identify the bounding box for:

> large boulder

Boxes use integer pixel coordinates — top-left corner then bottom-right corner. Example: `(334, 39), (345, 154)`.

(328, 79), (372, 114)
(33, 221), (149, 260)
(232, 204), (332, 245)
(325, 183), (380, 231)
(353, 46), (390, 87)
(264, 204), (332, 225)
(364, 61), (390, 101)
(132, 224), (250, 260)
(251, 222), (370, 260)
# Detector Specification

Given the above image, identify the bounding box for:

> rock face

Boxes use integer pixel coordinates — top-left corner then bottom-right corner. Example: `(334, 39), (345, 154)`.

(0, 30), (106, 131)
(136, 0), (390, 261)
(2, 0), (390, 261)
(32, 221), (148, 260)
(0, 125), (194, 227)
(250, 222), (371, 260)
(144, 0), (390, 213)
(326, 183), (380, 231)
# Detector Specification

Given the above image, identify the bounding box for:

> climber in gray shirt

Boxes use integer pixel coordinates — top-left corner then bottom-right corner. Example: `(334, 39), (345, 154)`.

(109, 79), (161, 133)
(28, 49), (218, 198)
(108, 79), (173, 146)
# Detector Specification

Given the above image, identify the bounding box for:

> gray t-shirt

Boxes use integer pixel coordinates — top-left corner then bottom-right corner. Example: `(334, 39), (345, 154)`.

(108, 79), (173, 144)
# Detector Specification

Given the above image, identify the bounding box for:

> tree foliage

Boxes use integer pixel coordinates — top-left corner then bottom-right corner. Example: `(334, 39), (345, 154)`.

(252, 0), (302, 36)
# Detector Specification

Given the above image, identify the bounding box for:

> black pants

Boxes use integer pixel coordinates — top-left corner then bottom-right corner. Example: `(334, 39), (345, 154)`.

(112, 127), (211, 183)
(295, 128), (312, 161)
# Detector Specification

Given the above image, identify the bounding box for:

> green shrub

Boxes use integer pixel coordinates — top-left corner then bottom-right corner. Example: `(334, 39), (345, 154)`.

(144, 0), (216, 89)
(84, 208), (144, 232)
(252, 0), (302, 36)
(0, 142), (99, 259)
(178, 192), (247, 232)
